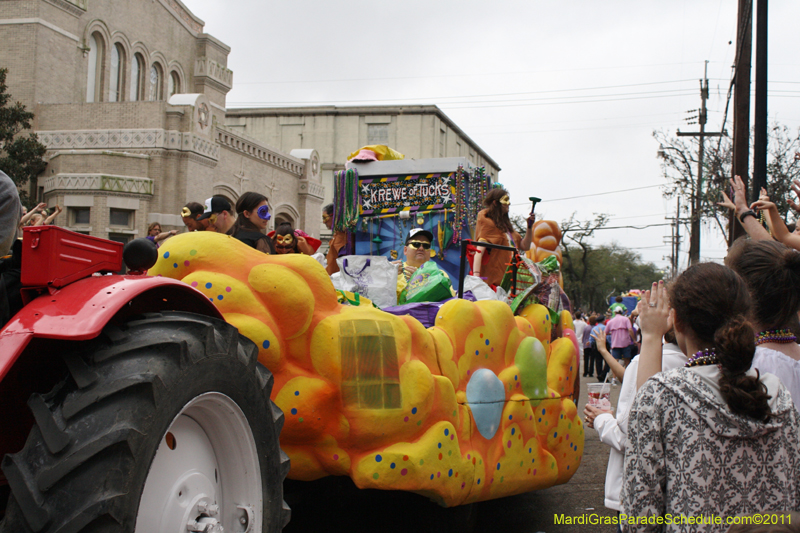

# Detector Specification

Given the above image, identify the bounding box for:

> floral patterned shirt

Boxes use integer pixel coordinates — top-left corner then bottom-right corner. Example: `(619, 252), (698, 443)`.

(620, 366), (800, 532)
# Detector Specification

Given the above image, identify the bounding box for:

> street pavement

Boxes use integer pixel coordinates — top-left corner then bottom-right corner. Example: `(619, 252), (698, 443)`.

(284, 361), (622, 533)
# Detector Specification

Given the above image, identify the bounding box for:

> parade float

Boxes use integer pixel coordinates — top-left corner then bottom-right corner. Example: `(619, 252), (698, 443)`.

(145, 152), (584, 507)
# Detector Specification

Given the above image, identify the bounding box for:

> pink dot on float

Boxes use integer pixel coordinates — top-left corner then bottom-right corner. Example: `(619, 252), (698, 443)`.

(404, 416), (409, 422)
(401, 468), (408, 476)
(467, 454), (471, 459)
(461, 482), (465, 489)
(191, 281), (198, 287)
(507, 441), (512, 448)
(450, 434), (454, 440)
(184, 260), (190, 267)
(534, 469), (537, 475)
(226, 286), (232, 292)
(437, 472), (441, 478)
(333, 454), (339, 460)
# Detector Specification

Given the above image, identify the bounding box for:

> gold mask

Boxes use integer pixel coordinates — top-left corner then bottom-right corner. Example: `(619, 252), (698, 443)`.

(276, 234), (294, 245)
(499, 195), (511, 206)
(181, 207), (191, 217)
(208, 213), (218, 225)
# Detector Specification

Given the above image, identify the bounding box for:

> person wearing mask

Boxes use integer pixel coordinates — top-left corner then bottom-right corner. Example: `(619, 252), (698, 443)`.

(324, 203), (347, 275)
(181, 202), (205, 232)
(197, 196), (235, 234)
(622, 267), (800, 531)
(472, 188), (533, 286)
(228, 192), (275, 254)
(726, 239), (800, 408)
(272, 222), (316, 255)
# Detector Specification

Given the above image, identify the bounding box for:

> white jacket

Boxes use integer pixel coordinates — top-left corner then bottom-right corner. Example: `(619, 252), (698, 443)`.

(593, 343), (686, 511)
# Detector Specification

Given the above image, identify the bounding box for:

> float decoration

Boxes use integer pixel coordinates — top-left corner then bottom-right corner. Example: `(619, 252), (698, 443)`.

(149, 232), (584, 507)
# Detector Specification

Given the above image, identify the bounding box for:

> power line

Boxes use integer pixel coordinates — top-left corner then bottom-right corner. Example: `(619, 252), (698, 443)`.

(511, 184), (663, 205)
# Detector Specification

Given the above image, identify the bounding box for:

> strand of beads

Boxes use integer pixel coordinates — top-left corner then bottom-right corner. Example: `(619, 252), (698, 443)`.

(755, 329), (798, 345)
(685, 348), (720, 368)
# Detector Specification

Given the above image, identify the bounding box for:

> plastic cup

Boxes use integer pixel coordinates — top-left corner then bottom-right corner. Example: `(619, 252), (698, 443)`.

(586, 382), (612, 411)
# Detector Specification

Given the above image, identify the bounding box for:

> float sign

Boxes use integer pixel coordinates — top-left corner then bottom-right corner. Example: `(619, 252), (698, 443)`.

(359, 172), (456, 216)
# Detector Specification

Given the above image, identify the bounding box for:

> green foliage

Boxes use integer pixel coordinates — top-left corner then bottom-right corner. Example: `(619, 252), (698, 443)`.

(559, 213), (661, 312)
(0, 68), (47, 206)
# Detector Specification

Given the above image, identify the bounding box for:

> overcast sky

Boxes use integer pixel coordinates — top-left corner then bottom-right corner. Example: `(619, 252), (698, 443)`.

(183, 0), (800, 273)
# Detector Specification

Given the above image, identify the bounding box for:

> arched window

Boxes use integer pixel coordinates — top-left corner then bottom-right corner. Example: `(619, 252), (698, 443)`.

(168, 71), (180, 97)
(148, 63), (162, 101)
(108, 43), (124, 102)
(86, 33), (104, 102)
(130, 53), (143, 101)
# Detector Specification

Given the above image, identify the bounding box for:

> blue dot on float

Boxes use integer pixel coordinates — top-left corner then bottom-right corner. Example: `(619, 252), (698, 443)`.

(291, 408), (297, 415)
(205, 282), (212, 289)
(173, 263), (178, 268)
(542, 408), (546, 415)
(511, 428), (515, 435)
(217, 295), (223, 300)
(528, 448), (532, 453)
(262, 340), (270, 349)
(430, 474), (434, 480)
(390, 463), (396, 469)
(444, 428), (449, 436)
(485, 339), (489, 346)
(554, 432), (558, 438)
(514, 375), (518, 381)
(411, 407), (417, 414)
(163, 252), (169, 258)
(477, 479), (481, 485)
(448, 469), (453, 477)
(375, 455), (382, 462)
(508, 415), (513, 420)
(208, 297), (213, 302)
(475, 350), (479, 356)
(496, 463), (501, 470)
(294, 391), (299, 396)
(438, 443), (442, 449)
(538, 418), (542, 422)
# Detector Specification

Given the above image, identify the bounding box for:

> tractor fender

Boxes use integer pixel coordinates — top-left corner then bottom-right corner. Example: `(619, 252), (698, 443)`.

(0, 274), (221, 382)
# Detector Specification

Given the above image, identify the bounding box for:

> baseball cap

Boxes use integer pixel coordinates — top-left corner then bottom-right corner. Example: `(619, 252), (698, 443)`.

(405, 228), (433, 244)
(614, 307), (624, 314)
(197, 196), (231, 220)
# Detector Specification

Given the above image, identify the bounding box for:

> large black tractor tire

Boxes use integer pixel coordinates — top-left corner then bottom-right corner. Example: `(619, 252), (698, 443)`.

(1, 311), (291, 533)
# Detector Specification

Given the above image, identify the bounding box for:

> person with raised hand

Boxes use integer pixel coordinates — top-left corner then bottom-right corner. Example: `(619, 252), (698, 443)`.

(718, 175), (772, 241)
(726, 239), (800, 408)
(751, 194), (800, 252)
(620, 263), (800, 532)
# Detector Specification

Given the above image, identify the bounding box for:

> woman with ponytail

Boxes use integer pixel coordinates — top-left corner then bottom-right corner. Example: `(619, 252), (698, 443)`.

(727, 239), (800, 408)
(620, 264), (800, 532)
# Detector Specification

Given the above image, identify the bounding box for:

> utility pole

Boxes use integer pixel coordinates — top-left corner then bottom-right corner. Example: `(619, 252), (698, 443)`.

(753, 0), (768, 197)
(664, 197), (685, 278)
(730, 0), (753, 244)
(677, 62), (725, 266)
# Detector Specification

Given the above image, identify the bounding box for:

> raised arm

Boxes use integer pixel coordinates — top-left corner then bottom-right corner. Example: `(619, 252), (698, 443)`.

(751, 199), (800, 251)
(636, 281), (672, 390)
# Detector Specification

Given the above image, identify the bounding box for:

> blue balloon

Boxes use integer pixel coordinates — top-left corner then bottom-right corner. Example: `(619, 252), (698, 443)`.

(466, 369), (505, 440)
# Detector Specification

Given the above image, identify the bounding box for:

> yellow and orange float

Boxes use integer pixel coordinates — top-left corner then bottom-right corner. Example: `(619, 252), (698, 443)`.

(149, 231), (582, 506)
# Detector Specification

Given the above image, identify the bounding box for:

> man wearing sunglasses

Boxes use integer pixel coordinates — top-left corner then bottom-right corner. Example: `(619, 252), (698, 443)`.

(197, 196), (235, 234)
(396, 228), (454, 300)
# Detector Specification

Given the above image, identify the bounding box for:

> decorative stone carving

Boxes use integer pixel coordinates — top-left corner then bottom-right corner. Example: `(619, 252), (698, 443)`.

(217, 129), (304, 177)
(37, 129), (220, 160)
(167, 0), (203, 33)
(194, 57), (233, 91)
(43, 0), (86, 16)
(298, 180), (325, 200)
(42, 174), (154, 195)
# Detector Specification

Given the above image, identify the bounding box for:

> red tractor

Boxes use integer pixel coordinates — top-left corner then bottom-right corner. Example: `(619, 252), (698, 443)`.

(0, 227), (290, 533)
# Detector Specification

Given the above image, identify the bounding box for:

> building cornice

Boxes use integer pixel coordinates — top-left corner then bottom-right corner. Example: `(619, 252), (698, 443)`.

(216, 127), (304, 176)
(41, 173), (154, 196)
(41, 0), (85, 17)
(225, 104), (501, 171)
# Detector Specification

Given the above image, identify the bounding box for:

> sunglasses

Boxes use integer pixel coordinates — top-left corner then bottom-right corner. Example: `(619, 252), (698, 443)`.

(322, 214), (332, 222)
(407, 241), (431, 250)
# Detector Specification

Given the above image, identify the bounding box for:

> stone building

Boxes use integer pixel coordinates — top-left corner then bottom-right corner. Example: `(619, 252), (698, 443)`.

(224, 105), (501, 213)
(0, 0), (324, 244)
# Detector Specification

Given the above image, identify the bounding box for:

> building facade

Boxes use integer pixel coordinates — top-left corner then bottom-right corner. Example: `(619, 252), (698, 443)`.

(0, 0), (324, 244)
(224, 105), (501, 213)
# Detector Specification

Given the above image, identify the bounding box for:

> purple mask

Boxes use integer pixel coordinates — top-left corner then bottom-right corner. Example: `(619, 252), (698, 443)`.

(257, 205), (271, 221)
